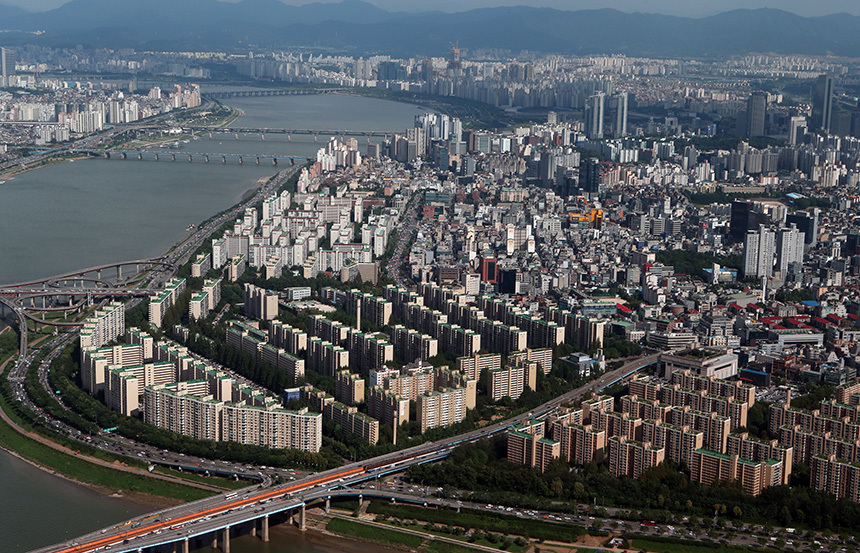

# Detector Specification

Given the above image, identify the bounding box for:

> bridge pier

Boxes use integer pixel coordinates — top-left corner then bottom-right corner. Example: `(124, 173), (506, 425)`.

(183, 539), (190, 553)
(222, 156), (227, 164)
(261, 515), (269, 542)
(261, 134), (265, 141)
(204, 155), (209, 163)
(272, 158), (277, 165)
(117, 266), (122, 279)
(238, 156), (243, 164)
(138, 153), (143, 160)
(121, 152), (127, 160)
(294, 504), (307, 531)
(234, 133), (239, 139)
(172, 154), (176, 161)
(105, 152), (111, 159)
(188, 155), (193, 162)
(255, 157), (259, 165)
(222, 526), (231, 553)
(287, 134), (291, 141)
(325, 497), (330, 513)
(154, 153), (159, 161)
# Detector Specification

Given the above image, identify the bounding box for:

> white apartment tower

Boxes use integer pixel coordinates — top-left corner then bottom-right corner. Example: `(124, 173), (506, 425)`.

(743, 226), (776, 279)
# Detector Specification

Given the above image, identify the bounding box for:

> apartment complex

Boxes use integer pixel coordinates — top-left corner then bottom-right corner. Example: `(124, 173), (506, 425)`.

(771, 385), (860, 501)
(84, 327), (322, 452)
(507, 366), (783, 495)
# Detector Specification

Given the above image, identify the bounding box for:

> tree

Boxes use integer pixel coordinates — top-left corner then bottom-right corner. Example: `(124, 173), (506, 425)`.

(550, 477), (563, 497)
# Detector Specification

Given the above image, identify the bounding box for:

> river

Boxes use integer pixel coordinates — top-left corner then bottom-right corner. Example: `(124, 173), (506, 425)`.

(0, 92), (421, 552)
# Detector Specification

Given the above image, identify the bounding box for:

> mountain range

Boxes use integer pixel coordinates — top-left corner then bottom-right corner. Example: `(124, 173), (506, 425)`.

(1, 0), (860, 58)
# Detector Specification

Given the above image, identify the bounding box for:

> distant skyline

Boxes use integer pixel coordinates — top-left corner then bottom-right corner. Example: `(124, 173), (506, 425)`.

(4, 0), (860, 17)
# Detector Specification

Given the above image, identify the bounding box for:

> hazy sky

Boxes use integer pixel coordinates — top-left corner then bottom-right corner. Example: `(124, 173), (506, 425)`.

(4, 0), (860, 17)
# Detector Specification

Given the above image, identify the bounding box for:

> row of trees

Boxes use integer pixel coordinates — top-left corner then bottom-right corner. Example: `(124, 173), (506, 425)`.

(405, 435), (860, 532)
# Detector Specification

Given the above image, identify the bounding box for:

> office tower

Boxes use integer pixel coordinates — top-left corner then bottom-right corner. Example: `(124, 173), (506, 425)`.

(585, 92), (605, 139)
(0, 47), (6, 85)
(579, 158), (601, 195)
(785, 208), (819, 246)
(729, 200), (770, 244)
(811, 74), (834, 133)
(776, 224), (804, 278)
(547, 111), (558, 125)
(745, 91), (767, 137)
(538, 151), (557, 187)
(614, 91), (628, 137)
(789, 116), (807, 146)
(743, 226), (776, 279)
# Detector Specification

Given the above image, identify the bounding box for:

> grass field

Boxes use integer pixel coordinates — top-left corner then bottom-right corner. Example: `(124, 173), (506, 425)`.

(326, 518), (425, 548)
(425, 541), (486, 553)
(153, 466), (250, 490)
(0, 410), (213, 501)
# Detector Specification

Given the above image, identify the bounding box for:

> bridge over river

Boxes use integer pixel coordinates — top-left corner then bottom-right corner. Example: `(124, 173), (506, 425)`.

(70, 149), (312, 166)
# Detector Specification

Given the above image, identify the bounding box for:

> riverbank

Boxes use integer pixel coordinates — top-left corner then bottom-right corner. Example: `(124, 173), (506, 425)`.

(0, 153), (90, 180)
(0, 376), (216, 505)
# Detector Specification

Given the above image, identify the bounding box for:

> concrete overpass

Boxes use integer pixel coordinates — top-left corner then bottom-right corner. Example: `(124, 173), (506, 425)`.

(28, 353), (662, 553)
(0, 258), (173, 289)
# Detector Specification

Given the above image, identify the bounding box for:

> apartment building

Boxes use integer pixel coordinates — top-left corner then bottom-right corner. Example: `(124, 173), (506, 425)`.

(324, 401), (379, 445)
(690, 449), (783, 496)
(79, 301), (125, 349)
(148, 278), (186, 328)
(608, 436), (665, 479)
(269, 320), (308, 354)
(244, 283), (279, 321)
(417, 387), (468, 432)
(335, 370), (366, 405)
(507, 420), (560, 472)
